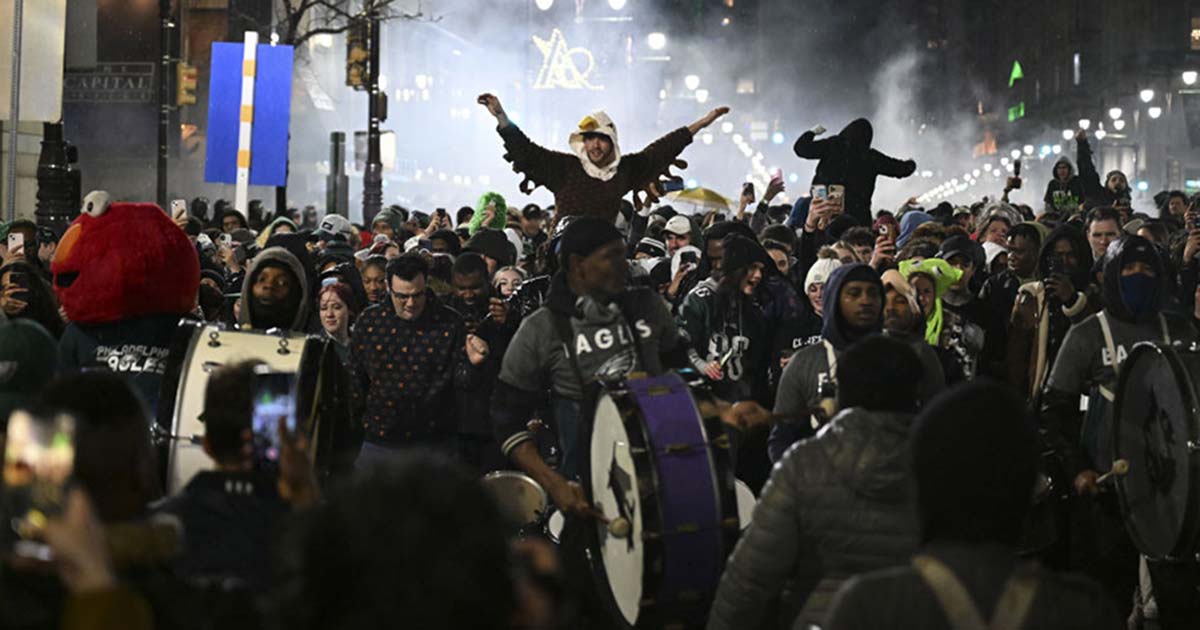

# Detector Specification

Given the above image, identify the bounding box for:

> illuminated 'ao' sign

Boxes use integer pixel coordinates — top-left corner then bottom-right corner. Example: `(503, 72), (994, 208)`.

(532, 29), (603, 91)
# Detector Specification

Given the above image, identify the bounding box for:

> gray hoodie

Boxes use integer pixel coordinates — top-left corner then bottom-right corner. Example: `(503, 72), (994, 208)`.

(237, 247), (310, 332)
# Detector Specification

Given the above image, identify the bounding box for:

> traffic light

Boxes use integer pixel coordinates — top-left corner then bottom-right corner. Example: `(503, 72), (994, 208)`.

(177, 62), (198, 106)
(346, 21), (369, 90)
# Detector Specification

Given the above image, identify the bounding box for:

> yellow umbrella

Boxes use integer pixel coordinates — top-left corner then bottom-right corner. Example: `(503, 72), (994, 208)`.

(665, 187), (732, 213)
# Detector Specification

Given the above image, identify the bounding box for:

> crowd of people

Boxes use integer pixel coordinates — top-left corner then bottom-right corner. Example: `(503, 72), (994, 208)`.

(0, 94), (1197, 630)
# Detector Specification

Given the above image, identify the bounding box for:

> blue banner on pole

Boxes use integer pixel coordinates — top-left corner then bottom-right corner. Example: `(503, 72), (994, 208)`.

(204, 42), (293, 186)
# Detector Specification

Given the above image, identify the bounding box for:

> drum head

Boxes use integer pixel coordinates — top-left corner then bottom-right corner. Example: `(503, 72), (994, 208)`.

(589, 391), (644, 627)
(482, 471), (547, 530)
(1114, 343), (1200, 558)
(735, 480), (756, 530)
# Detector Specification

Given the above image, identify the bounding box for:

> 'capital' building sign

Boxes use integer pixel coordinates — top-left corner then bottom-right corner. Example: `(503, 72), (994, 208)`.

(64, 63), (155, 103)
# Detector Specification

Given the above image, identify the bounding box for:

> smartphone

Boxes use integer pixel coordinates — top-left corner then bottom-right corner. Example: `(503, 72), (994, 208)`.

(1047, 257), (1065, 277)
(3, 411), (75, 556)
(680, 250), (700, 267)
(1191, 215), (1200, 231)
(170, 199), (188, 221)
(220, 233), (233, 248)
(6, 232), (23, 257)
(250, 369), (298, 470)
(828, 184), (845, 200)
(1014, 159), (1022, 177)
(660, 179), (685, 193)
(879, 225), (890, 236)
(742, 182), (756, 203)
(8, 270), (27, 294)
(811, 185), (828, 200)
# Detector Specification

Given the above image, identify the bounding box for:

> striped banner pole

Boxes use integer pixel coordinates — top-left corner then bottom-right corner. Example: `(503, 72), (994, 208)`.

(234, 31), (258, 216)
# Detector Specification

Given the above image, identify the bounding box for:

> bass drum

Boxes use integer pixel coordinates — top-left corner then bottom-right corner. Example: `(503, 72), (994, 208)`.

(156, 321), (340, 494)
(1113, 342), (1200, 559)
(585, 372), (739, 629)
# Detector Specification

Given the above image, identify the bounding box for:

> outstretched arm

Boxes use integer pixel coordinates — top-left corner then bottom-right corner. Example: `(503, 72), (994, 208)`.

(477, 92), (572, 192)
(687, 106), (731, 135)
(793, 125), (829, 159)
(1075, 130), (1103, 196)
(870, 149), (917, 178)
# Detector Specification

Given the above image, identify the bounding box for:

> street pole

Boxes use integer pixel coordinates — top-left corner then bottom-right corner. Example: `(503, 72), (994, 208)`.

(157, 0), (172, 207)
(5, 0), (24, 222)
(361, 9), (382, 226)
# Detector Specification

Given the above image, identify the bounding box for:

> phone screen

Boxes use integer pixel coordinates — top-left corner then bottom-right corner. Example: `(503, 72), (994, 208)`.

(680, 251), (699, 267)
(661, 179), (685, 193)
(7, 232), (24, 256)
(3, 411), (75, 552)
(811, 185), (827, 200)
(250, 370), (298, 469)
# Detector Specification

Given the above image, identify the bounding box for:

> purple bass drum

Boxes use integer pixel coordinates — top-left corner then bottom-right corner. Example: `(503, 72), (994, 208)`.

(584, 372), (740, 629)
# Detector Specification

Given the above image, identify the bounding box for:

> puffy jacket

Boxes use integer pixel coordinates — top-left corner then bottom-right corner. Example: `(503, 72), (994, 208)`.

(707, 407), (920, 630)
(823, 541), (1120, 630)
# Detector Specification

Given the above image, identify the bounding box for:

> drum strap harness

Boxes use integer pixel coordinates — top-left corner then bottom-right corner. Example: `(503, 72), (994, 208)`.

(1095, 312), (1171, 402)
(912, 554), (1038, 630)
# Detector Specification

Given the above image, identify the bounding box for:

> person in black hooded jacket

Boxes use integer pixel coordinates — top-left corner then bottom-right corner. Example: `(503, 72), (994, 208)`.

(1040, 235), (1197, 619)
(793, 118), (917, 225)
(1044, 155), (1085, 214)
(767, 263), (945, 462)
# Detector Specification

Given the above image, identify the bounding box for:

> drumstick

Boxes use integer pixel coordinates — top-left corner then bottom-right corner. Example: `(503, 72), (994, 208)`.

(1096, 459), (1130, 485)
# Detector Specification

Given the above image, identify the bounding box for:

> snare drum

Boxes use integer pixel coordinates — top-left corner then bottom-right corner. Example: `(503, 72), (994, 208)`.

(482, 470), (549, 536)
(156, 322), (334, 494)
(585, 372), (739, 629)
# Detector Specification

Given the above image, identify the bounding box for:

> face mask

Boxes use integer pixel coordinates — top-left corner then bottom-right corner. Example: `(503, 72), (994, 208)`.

(1120, 273), (1157, 319)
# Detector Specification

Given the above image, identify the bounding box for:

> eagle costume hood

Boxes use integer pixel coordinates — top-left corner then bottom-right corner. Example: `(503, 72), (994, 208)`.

(568, 111), (622, 181)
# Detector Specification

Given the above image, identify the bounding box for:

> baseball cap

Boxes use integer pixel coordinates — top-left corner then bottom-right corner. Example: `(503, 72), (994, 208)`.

(521, 204), (546, 220)
(316, 213), (354, 242)
(664, 215), (692, 236)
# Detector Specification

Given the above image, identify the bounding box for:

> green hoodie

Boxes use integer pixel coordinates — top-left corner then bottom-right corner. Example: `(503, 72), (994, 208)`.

(899, 258), (962, 346)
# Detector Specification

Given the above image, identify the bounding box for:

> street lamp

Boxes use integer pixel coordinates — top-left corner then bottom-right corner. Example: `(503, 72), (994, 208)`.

(1113, 119), (1126, 131)
(1062, 129), (1074, 140)
(1139, 89), (1155, 103)
(1148, 106), (1163, 119)
(1109, 107), (1123, 120)
(535, 0), (554, 10)
(1078, 118), (1091, 130)
(1094, 128), (1107, 140)
(684, 75), (700, 91)
(608, 0), (627, 9)
(1184, 71), (1198, 86)
(720, 121), (734, 134)
(647, 32), (667, 50)
(694, 88), (710, 103)
(1010, 149), (1022, 160)
(1023, 145), (1034, 156)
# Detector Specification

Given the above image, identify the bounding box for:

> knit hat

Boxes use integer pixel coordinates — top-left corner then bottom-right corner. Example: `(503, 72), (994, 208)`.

(464, 228), (515, 268)
(559, 216), (623, 267)
(0, 319), (57, 422)
(899, 258), (962, 346)
(720, 235), (773, 275)
(804, 258), (842, 289)
(663, 215), (692, 236)
(635, 237), (667, 258)
(912, 382), (1038, 544)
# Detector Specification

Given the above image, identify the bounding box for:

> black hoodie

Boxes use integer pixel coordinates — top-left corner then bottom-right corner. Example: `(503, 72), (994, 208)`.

(1043, 156), (1085, 213)
(794, 118), (917, 225)
(767, 264), (945, 462)
(1043, 236), (1196, 476)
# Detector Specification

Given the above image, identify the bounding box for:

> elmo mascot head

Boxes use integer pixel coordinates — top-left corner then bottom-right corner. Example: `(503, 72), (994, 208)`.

(51, 191), (200, 324)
